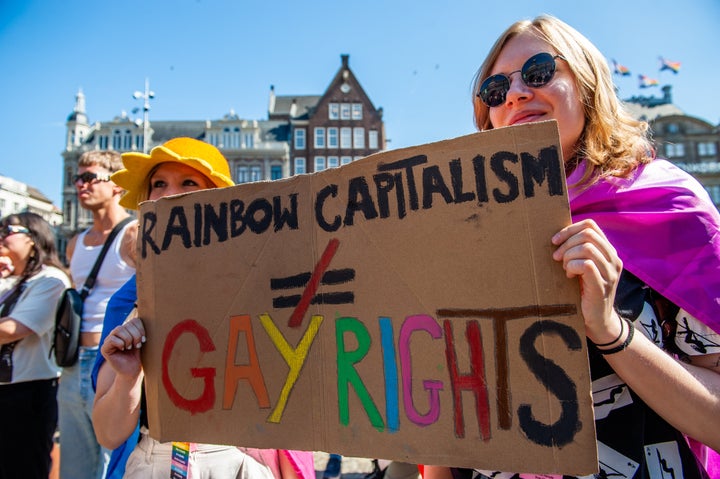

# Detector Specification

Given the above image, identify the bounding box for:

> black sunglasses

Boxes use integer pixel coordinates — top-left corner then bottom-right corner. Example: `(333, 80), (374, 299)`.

(0, 225), (31, 240)
(477, 52), (565, 108)
(73, 171), (111, 185)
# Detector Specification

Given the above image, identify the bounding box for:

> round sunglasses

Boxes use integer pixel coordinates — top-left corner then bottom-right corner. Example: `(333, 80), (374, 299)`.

(477, 52), (565, 108)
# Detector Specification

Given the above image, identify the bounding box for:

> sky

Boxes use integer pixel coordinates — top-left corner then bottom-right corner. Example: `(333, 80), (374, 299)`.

(1, 0), (718, 207)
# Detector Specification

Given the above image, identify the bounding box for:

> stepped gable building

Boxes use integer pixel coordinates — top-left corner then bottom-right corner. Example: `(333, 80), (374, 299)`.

(624, 85), (720, 209)
(61, 54), (386, 247)
(272, 54), (386, 176)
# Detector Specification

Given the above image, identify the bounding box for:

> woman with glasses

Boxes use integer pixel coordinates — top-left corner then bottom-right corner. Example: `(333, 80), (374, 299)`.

(425, 15), (719, 479)
(0, 212), (71, 478)
(91, 137), (315, 479)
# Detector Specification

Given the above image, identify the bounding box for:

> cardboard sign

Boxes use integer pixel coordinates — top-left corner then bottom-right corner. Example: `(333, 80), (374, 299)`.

(137, 121), (597, 475)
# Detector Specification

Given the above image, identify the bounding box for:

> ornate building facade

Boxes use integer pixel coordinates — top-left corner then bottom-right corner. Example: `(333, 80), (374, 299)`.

(60, 54), (386, 247)
(624, 85), (720, 208)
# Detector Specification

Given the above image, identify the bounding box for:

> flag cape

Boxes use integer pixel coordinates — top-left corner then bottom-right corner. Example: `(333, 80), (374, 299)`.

(568, 159), (720, 334)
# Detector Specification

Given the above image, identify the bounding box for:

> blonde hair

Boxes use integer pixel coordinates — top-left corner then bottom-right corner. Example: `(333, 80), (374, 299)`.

(471, 15), (654, 186)
(78, 150), (124, 172)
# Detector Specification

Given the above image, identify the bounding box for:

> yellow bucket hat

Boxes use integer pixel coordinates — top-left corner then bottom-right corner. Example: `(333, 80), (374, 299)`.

(113, 137), (234, 209)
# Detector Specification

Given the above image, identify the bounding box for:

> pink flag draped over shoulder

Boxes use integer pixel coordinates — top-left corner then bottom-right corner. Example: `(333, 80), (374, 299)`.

(568, 158), (720, 474)
(567, 159), (720, 335)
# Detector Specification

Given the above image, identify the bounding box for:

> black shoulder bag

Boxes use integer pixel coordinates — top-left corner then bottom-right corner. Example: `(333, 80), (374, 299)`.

(52, 217), (133, 367)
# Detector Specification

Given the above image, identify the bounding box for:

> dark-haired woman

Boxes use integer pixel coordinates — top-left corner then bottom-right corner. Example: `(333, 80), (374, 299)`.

(0, 212), (71, 479)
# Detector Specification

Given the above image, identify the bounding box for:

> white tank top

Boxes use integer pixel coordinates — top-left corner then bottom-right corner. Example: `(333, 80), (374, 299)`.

(70, 222), (136, 333)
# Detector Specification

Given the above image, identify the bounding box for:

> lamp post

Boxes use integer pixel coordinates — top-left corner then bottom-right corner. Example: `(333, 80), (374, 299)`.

(133, 78), (155, 153)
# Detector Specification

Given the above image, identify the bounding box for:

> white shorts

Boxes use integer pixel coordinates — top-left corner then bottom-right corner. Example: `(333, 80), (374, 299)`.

(124, 433), (277, 479)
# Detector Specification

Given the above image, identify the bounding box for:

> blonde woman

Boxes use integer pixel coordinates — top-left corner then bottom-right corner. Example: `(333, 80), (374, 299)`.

(425, 15), (720, 479)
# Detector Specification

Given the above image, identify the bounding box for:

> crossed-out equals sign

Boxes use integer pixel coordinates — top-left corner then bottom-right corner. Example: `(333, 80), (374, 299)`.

(270, 269), (356, 309)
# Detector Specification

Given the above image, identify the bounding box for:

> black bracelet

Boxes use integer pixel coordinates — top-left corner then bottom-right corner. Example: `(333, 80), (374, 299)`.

(596, 317), (635, 355)
(590, 314), (625, 348)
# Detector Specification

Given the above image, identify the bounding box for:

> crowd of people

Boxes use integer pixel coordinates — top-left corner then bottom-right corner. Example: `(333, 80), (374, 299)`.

(1, 14), (718, 479)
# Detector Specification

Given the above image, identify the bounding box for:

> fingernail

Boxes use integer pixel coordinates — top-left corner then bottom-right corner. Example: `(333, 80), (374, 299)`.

(136, 343), (142, 349)
(141, 336), (146, 343)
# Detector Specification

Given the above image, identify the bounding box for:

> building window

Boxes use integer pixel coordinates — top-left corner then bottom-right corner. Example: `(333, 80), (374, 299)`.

(315, 156), (326, 172)
(340, 128), (352, 148)
(251, 166), (262, 182)
(294, 157), (306, 175)
(698, 142), (717, 157)
(112, 130), (122, 150)
(244, 133), (254, 148)
(237, 166), (250, 183)
(665, 143), (685, 158)
(328, 128), (338, 148)
(123, 130), (132, 150)
(135, 135), (144, 151)
(294, 129), (306, 149)
(666, 123), (680, 134)
(340, 103), (351, 120)
(369, 130), (379, 149)
(271, 165), (283, 180)
(352, 103), (363, 120)
(314, 127), (326, 148)
(222, 127), (241, 149)
(98, 135), (108, 149)
(341, 156), (352, 165)
(66, 167), (73, 187)
(327, 156), (339, 168)
(353, 128), (365, 148)
(329, 103), (339, 120)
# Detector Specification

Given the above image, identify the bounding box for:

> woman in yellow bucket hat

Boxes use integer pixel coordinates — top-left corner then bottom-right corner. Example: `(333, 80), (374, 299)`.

(91, 137), (315, 479)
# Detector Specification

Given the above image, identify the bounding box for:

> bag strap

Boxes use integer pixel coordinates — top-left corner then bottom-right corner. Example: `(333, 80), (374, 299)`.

(79, 217), (133, 300)
(0, 279), (28, 317)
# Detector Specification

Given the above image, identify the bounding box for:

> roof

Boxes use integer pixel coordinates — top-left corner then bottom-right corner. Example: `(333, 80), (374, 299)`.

(622, 101), (684, 122)
(269, 95), (322, 120)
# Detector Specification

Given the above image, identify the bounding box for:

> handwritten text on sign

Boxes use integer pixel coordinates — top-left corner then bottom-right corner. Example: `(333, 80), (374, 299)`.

(137, 121), (597, 475)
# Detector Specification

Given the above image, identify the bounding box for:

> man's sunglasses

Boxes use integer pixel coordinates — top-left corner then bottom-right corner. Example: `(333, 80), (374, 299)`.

(0, 225), (31, 240)
(73, 171), (111, 185)
(477, 52), (565, 108)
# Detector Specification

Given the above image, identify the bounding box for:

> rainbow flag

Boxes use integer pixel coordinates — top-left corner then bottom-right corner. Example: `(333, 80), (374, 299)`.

(659, 57), (681, 74)
(612, 59), (631, 76)
(638, 74), (659, 88)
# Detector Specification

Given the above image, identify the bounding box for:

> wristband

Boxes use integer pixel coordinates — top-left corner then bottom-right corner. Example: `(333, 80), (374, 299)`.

(590, 315), (625, 348)
(596, 317), (635, 355)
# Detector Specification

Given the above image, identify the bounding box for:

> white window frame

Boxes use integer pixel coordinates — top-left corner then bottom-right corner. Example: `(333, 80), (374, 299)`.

(340, 127), (352, 148)
(327, 156), (339, 168)
(237, 166), (250, 183)
(341, 156), (352, 165)
(368, 130), (379, 149)
(314, 127), (326, 148)
(329, 103), (339, 120)
(315, 156), (326, 172)
(665, 143), (685, 158)
(294, 157), (306, 175)
(294, 129), (306, 149)
(340, 103), (351, 120)
(328, 127), (338, 148)
(698, 142), (717, 157)
(353, 127), (365, 149)
(351, 103), (363, 120)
